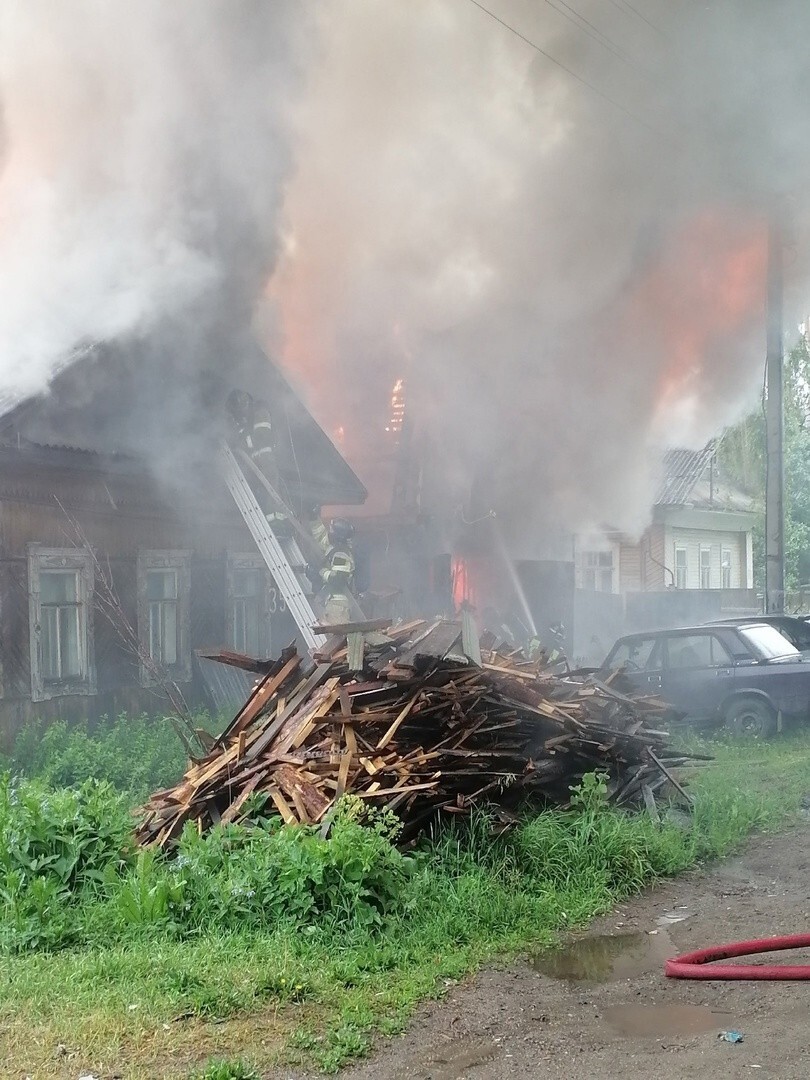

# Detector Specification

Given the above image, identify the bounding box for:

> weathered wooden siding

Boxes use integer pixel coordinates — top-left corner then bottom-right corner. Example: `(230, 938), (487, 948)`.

(190, 558), (228, 653)
(645, 524), (667, 590)
(0, 450), (283, 746)
(618, 542), (641, 592)
(0, 557), (29, 699)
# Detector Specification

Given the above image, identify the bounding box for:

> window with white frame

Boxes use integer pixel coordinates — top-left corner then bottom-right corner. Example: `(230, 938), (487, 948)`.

(28, 546), (95, 701)
(721, 547), (732, 589)
(147, 569), (179, 666)
(674, 546), (688, 589)
(581, 550), (615, 592)
(700, 546), (712, 589)
(138, 552), (191, 684)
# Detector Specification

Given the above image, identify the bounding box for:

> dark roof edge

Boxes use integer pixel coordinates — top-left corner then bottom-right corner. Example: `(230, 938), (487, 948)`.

(0, 440), (145, 475)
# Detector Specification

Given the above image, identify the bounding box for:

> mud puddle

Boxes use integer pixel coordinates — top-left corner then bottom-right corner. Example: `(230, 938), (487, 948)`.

(412, 1036), (500, 1080)
(603, 1003), (736, 1038)
(532, 930), (674, 982)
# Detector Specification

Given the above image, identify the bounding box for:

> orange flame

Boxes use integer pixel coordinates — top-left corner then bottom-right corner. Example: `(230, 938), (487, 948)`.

(628, 209), (768, 431)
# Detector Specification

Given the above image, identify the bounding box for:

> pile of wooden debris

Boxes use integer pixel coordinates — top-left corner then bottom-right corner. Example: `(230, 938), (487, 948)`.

(136, 618), (697, 847)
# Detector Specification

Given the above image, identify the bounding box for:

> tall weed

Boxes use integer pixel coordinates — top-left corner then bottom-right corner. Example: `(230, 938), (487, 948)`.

(10, 710), (224, 802)
(0, 775), (132, 950)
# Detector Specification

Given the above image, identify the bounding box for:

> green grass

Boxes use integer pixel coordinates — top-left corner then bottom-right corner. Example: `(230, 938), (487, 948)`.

(8, 710), (225, 804)
(2, 728), (810, 1078)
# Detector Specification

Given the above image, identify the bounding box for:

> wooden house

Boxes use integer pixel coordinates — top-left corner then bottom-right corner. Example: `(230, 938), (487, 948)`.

(0, 337), (366, 746)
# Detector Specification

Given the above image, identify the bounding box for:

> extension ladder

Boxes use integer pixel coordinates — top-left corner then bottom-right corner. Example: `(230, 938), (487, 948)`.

(219, 442), (325, 651)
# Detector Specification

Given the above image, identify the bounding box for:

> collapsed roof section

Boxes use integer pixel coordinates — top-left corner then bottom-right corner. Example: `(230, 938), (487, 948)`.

(654, 441), (754, 514)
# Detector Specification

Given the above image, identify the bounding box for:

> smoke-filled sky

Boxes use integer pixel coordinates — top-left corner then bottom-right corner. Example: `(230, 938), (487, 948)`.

(0, 1), (307, 395)
(2, 1), (810, 547)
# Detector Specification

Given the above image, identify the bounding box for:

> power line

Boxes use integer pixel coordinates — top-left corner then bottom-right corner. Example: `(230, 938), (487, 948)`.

(465, 0), (660, 134)
(604, 0), (667, 38)
(543, 0), (655, 79)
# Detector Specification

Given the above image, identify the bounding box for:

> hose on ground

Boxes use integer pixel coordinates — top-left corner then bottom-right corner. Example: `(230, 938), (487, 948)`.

(666, 933), (810, 980)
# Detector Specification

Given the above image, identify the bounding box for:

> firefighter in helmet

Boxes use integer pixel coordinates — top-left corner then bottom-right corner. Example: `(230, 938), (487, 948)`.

(227, 390), (276, 475)
(318, 518), (356, 625)
(227, 388), (287, 526)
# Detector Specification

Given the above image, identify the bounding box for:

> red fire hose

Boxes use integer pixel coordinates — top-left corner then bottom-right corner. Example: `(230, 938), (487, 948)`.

(666, 933), (810, 980)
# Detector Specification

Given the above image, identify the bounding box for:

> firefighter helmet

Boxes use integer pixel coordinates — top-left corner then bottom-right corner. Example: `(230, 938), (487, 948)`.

(328, 518), (355, 544)
(227, 389), (253, 424)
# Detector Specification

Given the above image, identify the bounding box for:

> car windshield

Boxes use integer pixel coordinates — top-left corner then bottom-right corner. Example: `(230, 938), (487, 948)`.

(738, 624), (801, 660)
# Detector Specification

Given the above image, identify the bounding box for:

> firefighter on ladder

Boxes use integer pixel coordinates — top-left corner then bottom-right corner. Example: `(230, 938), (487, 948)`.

(308, 514), (356, 625)
(226, 389), (288, 527)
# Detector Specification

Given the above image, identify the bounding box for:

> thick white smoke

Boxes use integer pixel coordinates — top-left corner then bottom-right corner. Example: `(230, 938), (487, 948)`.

(0, 1), (307, 400)
(274, 0), (810, 545)
(1, 1), (809, 549)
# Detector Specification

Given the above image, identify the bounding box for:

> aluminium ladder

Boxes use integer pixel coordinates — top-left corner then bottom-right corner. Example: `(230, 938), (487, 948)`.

(219, 442), (325, 651)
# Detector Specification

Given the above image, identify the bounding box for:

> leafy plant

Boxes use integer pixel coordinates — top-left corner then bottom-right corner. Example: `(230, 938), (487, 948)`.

(10, 710), (226, 803)
(188, 1059), (259, 1080)
(569, 770), (609, 812)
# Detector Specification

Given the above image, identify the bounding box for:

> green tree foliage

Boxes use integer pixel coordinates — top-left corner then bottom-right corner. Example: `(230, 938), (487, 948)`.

(718, 337), (810, 592)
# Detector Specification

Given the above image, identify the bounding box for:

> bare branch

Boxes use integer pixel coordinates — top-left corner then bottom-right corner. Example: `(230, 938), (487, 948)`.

(53, 496), (205, 756)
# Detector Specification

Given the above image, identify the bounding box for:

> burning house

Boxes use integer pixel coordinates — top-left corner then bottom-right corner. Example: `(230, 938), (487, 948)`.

(0, 332), (366, 747)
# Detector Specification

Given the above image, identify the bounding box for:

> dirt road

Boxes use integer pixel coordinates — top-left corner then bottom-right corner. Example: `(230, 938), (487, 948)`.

(335, 826), (810, 1080)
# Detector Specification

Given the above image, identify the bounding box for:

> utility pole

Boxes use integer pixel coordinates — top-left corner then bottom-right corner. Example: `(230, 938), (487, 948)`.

(765, 213), (785, 614)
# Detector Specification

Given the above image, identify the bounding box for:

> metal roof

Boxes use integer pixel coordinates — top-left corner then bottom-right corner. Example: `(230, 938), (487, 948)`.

(654, 442), (717, 505)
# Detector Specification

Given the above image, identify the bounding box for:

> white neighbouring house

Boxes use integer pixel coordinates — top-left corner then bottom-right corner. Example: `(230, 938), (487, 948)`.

(575, 443), (757, 596)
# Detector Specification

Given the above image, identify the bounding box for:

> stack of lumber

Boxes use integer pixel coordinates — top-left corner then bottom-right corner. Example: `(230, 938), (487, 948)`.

(137, 618), (696, 847)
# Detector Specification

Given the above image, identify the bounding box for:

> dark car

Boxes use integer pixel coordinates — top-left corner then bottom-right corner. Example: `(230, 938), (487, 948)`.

(600, 621), (810, 738)
(716, 614), (810, 655)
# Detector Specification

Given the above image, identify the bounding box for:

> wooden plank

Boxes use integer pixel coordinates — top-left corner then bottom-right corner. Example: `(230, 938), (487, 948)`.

(353, 781), (439, 798)
(394, 621), (463, 669)
(186, 742), (241, 800)
(217, 653), (302, 745)
(196, 648), (273, 674)
(288, 679), (341, 751)
(219, 770), (266, 825)
(483, 663), (540, 682)
(312, 635), (347, 662)
(344, 723), (358, 756)
(461, 608), (482, 666)
(311, 618), (392, 635)
(336, 750), (353, 800)
(274, 763), (331, 821)
(641, 783), (660, 825)
(347, 632), (365, 672)
(377, 692), (420, 750)
(289, 787), (311, 823)
(647, 748), (694, 805)
(267, 784), (297, 824)
(244, 663), (333, 761)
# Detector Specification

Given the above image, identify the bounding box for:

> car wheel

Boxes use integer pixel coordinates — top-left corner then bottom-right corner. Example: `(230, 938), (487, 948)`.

(723, 697), (778, 739)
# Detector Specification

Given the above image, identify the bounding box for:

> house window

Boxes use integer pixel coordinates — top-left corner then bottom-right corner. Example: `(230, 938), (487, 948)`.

(700, 546), (712, 589)
(28, 546), (95, 701)
(41, 571), (84, 679)
(137, 551), (191, 684)
(231, 567), (262, 655)
(582, 550), (615, 592)
(147, 569), (178, 666)
(674, 546), (688, 590)
(721, 547), (732, 590)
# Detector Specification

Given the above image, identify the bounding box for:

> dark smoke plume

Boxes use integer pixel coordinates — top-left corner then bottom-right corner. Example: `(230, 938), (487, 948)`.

(275, 0), (810, 546)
